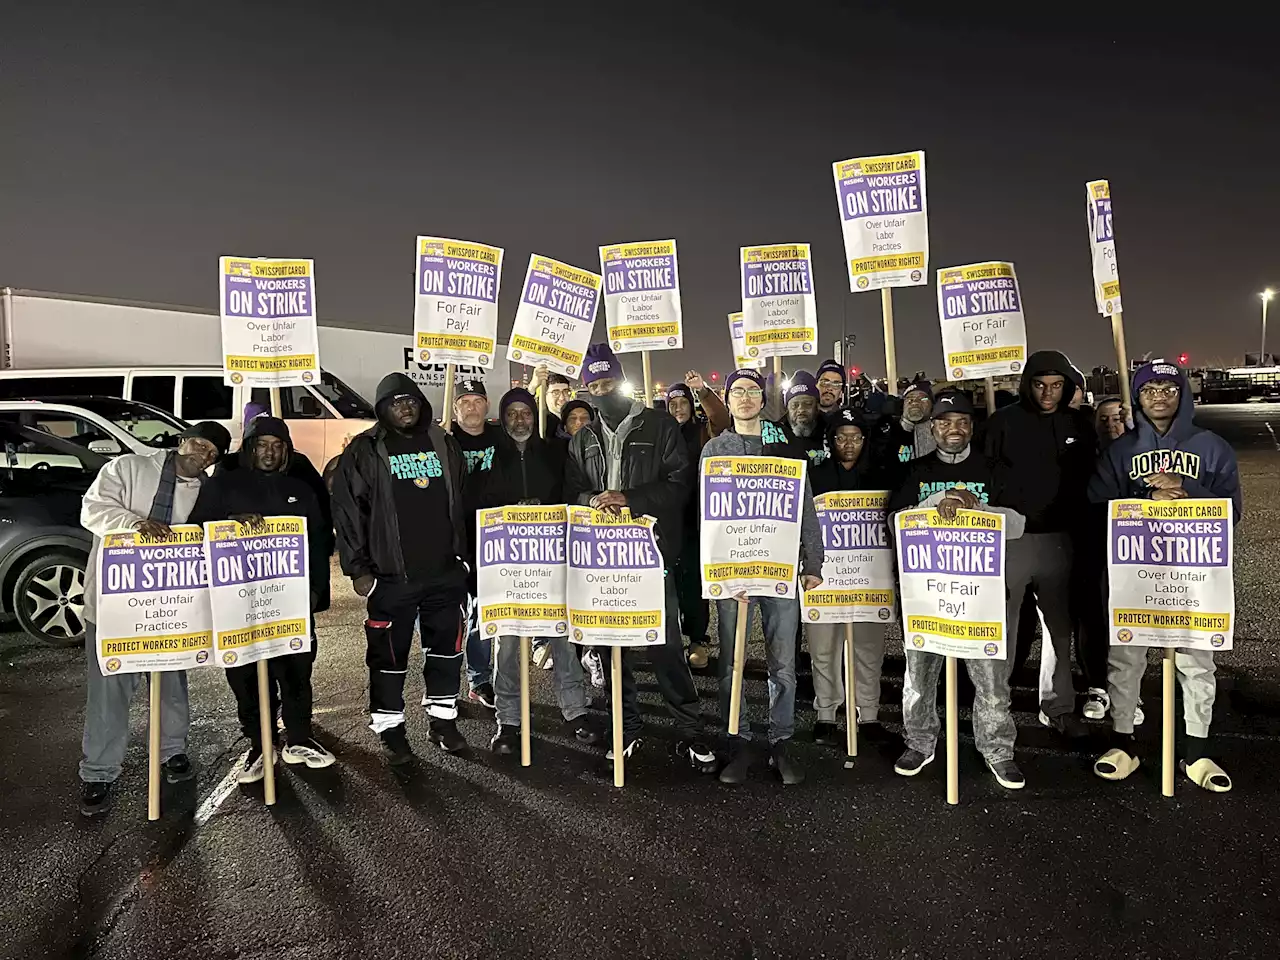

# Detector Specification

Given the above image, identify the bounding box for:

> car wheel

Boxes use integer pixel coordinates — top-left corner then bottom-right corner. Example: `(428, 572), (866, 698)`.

(14, 552), (87, 647)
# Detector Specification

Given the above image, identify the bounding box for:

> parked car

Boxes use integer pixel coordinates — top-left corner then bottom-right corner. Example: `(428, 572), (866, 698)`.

(0, 397), (188, 460)
(0, 420), (105, 646)
(0, 365), (375, 471)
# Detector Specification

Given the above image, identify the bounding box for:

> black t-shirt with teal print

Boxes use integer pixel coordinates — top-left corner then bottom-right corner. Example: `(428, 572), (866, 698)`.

(887, 451), (1002, 515)
(452, 422), (502, 475)
(761, 419), (828, 467)
(383, 429), (452, 580)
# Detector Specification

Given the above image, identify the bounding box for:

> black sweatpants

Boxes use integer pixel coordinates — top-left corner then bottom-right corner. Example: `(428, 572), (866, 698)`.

(225, 636), (317, 749)
(606, 570), (704, 741)
(364, 569), (468, 733)
(675, 533), (710, 647)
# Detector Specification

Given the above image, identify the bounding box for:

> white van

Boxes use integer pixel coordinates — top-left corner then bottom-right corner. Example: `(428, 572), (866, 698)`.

(0, 366), (376, 471)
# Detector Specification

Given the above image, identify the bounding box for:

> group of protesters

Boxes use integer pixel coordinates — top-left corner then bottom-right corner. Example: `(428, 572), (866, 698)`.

(74, 341), (1241, 816)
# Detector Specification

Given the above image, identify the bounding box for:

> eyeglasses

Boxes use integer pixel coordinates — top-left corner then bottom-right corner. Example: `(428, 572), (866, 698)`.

(1140, 384), (1180, 398)
(729, 387), (763, 399)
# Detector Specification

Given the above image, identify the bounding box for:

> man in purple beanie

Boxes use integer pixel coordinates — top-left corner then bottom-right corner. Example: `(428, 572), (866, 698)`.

(564, 344), (717, 774)
(762, 371), (829, 467)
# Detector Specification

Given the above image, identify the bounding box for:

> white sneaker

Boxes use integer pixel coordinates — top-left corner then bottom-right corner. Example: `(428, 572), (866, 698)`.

(581, 649), (606, 689)
(1134, 699), (1145, 727)
(1083, 688), (1109, 720)
(236, 746), (277, 784)
(282, 739), (337, 769)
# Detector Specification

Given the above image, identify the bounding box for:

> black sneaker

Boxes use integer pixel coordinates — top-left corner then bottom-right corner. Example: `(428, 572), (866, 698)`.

(490, 724), (520, 755)
(428, 718), (468, 753)
(1038, 711), (1089, 739)
(769, 740), (805, 785)
(163, 753), (196, 783)
(80, 780), (114, 818)
(605, 736), (642, 760)
(566, 716), (601, 747)
(857, 720), (890, 742)
(812, 721), (840, 746)
(380, 725), (415, 766)
(467, 683), (496, 710)
(676, 739), (718, 774)
(894, 748), (935, 776)
(718, 743), (750, 785)
(986, 758), (1026, 790)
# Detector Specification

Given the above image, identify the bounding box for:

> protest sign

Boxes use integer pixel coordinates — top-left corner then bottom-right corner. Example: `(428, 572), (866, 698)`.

(413, 236), (503, 369)
(600, 240), (682, 353)
(205, 517), (312, 667)
(701, 456), (806, 599)
(832, 151), (929, 292)
(895, 508), (1007, 659)
(1107, 498), (1234, 651)
(740, 244), (818, 360)
(728, 312), (766, 370)
(508, 254), (603, 376)
(94, 525), (212, 676)
(476, 505), (568, 640)
(219, 257), (320, 387)
(936, 262), (1027, 381)
(801, 491), (896, 624)
(1086, 180), (1122, 317)
(566, 506), (664, 646)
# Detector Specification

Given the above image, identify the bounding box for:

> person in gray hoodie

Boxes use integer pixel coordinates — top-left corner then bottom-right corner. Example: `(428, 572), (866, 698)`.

(700, 368), (824, 787)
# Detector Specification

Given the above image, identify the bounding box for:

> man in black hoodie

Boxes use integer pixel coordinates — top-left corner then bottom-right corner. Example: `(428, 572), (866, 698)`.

(565, 344), (716, 773)
(188, 417), (335, 781)
(984, 350), (1096, 737)
(332, 373), (471, 765)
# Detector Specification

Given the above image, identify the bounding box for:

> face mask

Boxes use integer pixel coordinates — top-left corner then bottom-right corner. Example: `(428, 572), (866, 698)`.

(592, 390), (633, 422)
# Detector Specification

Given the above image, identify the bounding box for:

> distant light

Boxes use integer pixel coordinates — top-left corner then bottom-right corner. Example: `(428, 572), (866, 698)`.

(1264, 289), (1275, 302)
(709, 371), (720, 382)
(780, 378), (792, 391)
(620, 381), (634, 397)
(850, 366), (862, 377)
(1178, 352), (1189, 366)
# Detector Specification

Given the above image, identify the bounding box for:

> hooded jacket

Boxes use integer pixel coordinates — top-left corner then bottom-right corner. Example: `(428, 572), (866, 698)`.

(331, 373), (468, 582)
(469, 431), (566, 511)
(700, 426), (825, 579)
(983, 349), (1096, 533)
(809, 411), (886, 495)
(1089, 361), (1242, 519)
(564, 402), (690, 564)
(188, 417), (332, 612)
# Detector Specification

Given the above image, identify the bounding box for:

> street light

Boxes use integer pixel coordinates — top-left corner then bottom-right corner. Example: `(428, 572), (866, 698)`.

(1262, 289), (1274, 366)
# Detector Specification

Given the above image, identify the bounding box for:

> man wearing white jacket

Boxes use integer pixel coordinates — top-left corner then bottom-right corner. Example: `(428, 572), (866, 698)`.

(77, 422), (230, 817)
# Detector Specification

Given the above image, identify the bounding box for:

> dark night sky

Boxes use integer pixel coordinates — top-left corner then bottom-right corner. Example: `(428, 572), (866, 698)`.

(5, 2), (1279, 384)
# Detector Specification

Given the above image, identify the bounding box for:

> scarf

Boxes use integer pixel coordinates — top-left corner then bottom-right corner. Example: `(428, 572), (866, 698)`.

(147, 452), (179, 523)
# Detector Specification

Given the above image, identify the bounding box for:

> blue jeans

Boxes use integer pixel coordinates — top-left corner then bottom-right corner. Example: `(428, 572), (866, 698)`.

(465, 598), (492, 688)
(493, 635), (589, 728)
(715, 596), (799, 744)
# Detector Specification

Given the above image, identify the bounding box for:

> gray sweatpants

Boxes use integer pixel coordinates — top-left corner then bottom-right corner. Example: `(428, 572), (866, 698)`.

(902, 651), (1016, 763)
(805, 622), (887, 723)
(79, 621), (190, 783)
(1005, 532), (1076, 718)
(493, 635), (589, 728)
(1108, 645), (1216, 737)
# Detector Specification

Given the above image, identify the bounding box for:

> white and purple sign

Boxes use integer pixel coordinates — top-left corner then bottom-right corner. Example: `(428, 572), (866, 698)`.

(476, 505), (568, 639)
(1107, 499), (1234, 650)
(832, 150), (929, 291)
(936, 261), (1028, 381)
(739, 244), (818, 360)
(508, 254), (603, 377)
(219, 256), (320, 387)
(728, 312), (765, 370)
(600, 240), (682, 353)
(413, 236), (503, 369)
(566, 507), (665, 646)
(204, 517), (312, 667)
(94, 525), (212, 675)
(1086, 180), (1122, 317)
(802, 491), (897, 624)
(700, 456), (806, 599)
(895, 508), (1007, 659)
